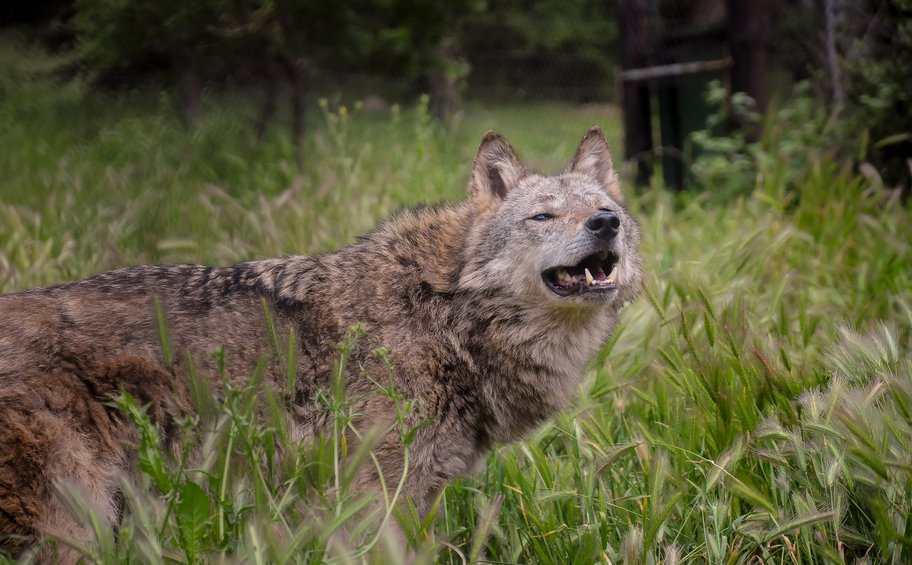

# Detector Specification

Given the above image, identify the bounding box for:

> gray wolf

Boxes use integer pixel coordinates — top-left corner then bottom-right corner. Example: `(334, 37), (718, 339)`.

(0, 127), (643, 559)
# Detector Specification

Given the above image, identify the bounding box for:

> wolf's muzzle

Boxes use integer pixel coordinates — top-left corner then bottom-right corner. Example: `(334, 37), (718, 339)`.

(585, 211), (620, 240)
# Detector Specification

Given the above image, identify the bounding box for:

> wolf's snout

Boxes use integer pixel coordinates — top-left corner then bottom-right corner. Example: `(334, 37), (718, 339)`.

(585, 211), (620, 240)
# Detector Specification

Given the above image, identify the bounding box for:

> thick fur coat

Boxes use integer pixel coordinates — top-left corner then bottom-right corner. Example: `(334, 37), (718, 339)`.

(0, 127), (643, 559)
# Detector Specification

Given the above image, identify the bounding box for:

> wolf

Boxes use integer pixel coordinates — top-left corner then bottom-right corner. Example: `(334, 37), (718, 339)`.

(0, 127), (643, 560)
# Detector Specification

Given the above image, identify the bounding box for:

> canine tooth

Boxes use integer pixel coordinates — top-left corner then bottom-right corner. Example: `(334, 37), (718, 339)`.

(556, 269), (575, 286)
(607, 264), (619, 281)
(584, 268), (594, 285)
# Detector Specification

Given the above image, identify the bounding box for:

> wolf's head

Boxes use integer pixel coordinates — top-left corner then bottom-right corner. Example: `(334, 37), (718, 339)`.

(459, 127), (643, 316)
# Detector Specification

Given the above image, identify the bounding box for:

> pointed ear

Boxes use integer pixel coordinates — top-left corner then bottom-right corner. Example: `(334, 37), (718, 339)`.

(469, 131), (527, 211)
(569, 126), (623, 201)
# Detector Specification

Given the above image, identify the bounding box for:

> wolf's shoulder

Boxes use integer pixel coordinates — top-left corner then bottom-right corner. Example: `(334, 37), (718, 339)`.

(358, 201), (472, 243)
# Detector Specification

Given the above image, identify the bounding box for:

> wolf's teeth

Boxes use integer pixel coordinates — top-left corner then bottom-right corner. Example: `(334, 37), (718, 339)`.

(584, 268), (594, 285)
(557, 269), (572, 284)
(607, 264), (619, 283)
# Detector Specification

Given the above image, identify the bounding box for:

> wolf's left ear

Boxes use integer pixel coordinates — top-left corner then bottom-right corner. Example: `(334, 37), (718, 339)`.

(569, 126), (623, 201)
(469, 131), (527, 211)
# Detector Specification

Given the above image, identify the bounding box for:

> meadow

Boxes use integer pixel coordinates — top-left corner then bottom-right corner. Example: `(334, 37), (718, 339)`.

(2, 36), (912, 563)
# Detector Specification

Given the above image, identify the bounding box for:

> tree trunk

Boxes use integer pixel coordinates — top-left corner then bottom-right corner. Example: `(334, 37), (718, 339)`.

(814, 0), (845, 109)
(177, 62), (202, 128)
(618, 0), (659, 186)
(727, 0), (770, 113)
(287, 61), (308, 161)
(429, 36), (461, 124)
(255, 58), (281, 142)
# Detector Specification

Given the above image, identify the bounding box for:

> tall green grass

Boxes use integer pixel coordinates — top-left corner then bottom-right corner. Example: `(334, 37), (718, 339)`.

(2, 35), (911, 563)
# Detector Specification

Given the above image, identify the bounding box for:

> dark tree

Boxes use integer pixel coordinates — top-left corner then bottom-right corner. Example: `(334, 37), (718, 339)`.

(618, 0), (659, 186)
(727, 0), (770, 113)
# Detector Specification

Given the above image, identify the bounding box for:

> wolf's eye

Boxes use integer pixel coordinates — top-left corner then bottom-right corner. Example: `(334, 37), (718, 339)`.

(530, 213), (554, 221)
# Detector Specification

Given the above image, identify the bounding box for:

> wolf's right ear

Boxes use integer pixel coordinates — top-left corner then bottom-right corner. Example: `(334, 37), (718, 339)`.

(569, 126), (623, 202)
(469, 131), (527, 211)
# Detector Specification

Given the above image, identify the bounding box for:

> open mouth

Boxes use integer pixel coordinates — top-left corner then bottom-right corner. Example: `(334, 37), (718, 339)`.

(542, 251), (619, 297)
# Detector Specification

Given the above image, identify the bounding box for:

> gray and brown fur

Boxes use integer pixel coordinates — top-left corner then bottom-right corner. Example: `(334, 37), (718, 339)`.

(0, 127), (643, 559)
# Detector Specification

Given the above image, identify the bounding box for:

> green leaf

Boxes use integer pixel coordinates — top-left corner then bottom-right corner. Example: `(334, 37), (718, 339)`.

(177, 480), (211, 560)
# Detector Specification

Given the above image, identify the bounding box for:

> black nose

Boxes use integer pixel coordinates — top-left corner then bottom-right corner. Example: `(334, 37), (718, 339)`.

(585, 211), (620, 239)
